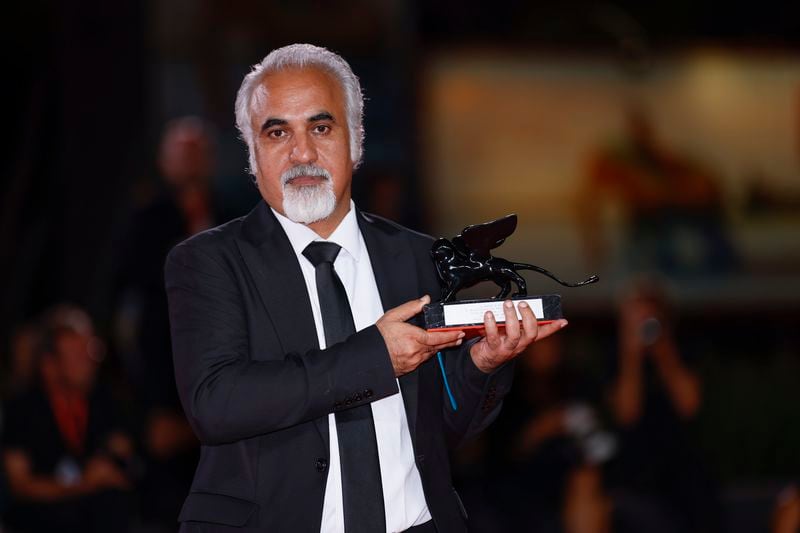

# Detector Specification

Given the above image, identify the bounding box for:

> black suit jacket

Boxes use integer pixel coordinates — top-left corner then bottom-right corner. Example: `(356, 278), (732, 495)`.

(165, 201), (514, 532)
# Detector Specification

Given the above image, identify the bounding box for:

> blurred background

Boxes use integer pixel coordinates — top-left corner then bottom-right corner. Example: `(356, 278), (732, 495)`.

(2, 1), (800, 532)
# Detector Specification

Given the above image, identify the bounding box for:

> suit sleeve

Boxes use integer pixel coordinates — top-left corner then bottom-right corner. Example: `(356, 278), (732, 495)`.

(406, 235), (515, 450)
(439, 341), (515, 450)
(165, 242), (398, 446)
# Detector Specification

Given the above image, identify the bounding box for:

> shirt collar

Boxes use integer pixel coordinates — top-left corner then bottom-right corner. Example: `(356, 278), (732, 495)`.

(271, 200), (363, 263)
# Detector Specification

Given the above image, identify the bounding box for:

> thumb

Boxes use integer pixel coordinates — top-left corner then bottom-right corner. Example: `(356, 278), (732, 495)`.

(383, 295), (430, 322)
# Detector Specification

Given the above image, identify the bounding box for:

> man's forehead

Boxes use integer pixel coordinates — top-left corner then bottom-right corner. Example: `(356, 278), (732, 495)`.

(250, 66), (343, 119)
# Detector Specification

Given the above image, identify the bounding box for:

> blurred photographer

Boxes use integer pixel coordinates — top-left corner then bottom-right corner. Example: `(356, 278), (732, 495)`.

(1, 305), (135, 533)
(481, 335), (613, 533)
(607, 278), (722, 533)
(610, 279), (701, 427)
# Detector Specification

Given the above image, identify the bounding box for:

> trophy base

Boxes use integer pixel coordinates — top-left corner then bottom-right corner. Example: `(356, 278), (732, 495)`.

(423, 294), (563, 339)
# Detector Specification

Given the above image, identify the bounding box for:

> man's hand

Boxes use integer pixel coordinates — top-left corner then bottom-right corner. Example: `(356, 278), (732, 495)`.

(82, 456), (130, 492)
(470, 300), (568, 374)
(377, 295), (465, 377)
(146, 410), (198, 460)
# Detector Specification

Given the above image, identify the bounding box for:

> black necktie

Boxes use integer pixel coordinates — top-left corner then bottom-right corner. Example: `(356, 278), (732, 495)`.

(302, 241), (386, 533)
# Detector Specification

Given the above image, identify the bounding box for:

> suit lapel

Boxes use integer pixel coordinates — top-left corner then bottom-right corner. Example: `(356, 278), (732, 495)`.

(235, 202), (330, 446)
(358, 211), (421, 443)
(234, 204), (426, 448)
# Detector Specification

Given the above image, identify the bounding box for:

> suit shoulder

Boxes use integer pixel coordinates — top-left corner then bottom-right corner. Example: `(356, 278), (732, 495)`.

(177, 216), (244, 250)
(166, 215), (246, 266)
(360, 211), (435, 247)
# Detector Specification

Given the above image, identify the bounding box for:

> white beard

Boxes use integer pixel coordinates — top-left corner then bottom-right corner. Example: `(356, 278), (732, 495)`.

(280, 165), (336, 224)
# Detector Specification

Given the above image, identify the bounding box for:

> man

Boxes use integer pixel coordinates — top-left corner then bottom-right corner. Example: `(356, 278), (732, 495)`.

(165, 44), (568, 532)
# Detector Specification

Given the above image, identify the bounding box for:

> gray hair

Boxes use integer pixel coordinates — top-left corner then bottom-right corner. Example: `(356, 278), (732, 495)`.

(235, 44), (365, 175)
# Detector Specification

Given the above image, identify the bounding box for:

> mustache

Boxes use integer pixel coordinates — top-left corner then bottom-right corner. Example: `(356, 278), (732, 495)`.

(280, 164), (332, 185)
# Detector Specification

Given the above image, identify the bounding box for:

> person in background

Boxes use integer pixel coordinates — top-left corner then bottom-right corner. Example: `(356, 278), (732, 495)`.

(115, 117), (219, 530)
(609, 279), (701, 427)
(1, 305), (135, 533)
(606, 278), (722, 533)
(578, 107), (737, 276)
(116, 116), (219, 406)
(479, 335), (612, 533)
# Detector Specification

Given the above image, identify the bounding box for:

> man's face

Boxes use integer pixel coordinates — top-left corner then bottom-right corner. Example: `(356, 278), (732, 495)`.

(159, 127), (214, 189)
(53, 331), (98, 392)
(250, 66), (353, 227)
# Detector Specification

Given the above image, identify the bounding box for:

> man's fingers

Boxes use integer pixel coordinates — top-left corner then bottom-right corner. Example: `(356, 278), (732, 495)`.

(502, 300), (521, 347)
(483, 311), (502, 350)
(519, 301), (539, 341)
(383, 295), (430, 322)
(534, 319), (568, 342)
(429, 337), (465, 352)
(436, 341), (463, 351)
(422, 329), (464, 346)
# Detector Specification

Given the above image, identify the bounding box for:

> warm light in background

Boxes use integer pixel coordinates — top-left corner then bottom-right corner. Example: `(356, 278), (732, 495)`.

(422, 48), (800, 305)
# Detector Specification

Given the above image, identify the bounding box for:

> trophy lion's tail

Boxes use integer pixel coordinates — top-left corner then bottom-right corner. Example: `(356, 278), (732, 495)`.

(513, 262), (600, 288)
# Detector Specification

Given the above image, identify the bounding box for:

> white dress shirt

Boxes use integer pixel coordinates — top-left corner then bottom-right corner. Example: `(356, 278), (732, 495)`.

(272, 202), (432, 533)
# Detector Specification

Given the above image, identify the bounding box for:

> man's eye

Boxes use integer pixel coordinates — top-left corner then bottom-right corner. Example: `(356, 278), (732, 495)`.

(268, 129), (285, 138)
(313, 124), (330, 134)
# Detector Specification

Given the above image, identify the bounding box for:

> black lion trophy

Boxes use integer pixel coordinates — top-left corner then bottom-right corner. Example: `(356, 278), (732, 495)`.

(423, 214), (598, 337)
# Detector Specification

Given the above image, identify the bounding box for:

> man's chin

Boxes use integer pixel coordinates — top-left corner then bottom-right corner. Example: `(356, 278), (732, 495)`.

(281, 181), (337, 225)
(282, 199), (336, 225)
(286, 211), (333, 225)
(289, 205), (327, 221)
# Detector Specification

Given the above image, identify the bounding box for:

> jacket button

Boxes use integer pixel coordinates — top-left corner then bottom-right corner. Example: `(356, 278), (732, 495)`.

(345, 398), (353, 406)
(364, 389), (373, 398)
(354, 393), (362, 402)
(315, 458), (328, 472)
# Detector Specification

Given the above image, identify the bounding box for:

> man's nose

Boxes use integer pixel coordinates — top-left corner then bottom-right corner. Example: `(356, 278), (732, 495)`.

(289, 131), (318, 164)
